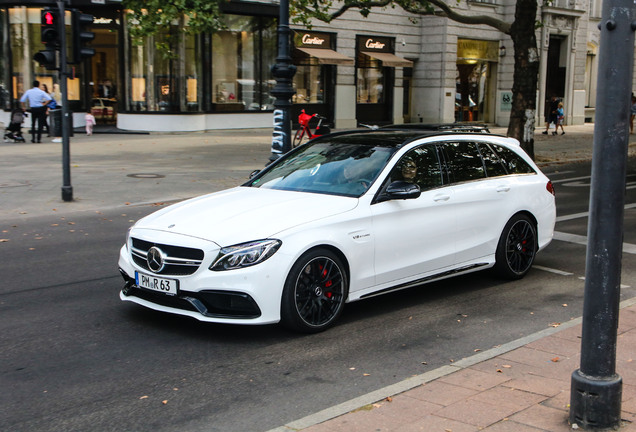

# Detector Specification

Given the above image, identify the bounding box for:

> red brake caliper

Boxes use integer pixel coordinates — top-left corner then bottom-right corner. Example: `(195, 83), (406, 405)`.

(320, 265), (333, 298)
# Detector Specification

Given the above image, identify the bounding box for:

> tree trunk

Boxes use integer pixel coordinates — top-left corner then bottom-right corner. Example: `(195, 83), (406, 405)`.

(507, 0), (539, 159)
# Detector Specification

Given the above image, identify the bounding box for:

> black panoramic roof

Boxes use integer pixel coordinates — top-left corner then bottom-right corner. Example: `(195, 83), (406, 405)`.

(311, 127), (498, 149)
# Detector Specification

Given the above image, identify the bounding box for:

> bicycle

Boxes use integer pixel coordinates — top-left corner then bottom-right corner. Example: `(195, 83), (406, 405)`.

(293, 110), (330, 147)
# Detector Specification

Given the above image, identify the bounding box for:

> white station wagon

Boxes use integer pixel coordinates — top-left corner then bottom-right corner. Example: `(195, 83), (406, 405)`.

(118, 129), (556, 332)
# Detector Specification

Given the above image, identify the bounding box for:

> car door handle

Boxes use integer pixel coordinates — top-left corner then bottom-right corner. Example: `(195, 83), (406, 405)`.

(496, 185), (511, 193)
(433, 194), (450, 202)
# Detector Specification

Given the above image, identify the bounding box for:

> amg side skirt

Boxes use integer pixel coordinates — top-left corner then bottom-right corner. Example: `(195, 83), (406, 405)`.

(359, 263), (490, 299)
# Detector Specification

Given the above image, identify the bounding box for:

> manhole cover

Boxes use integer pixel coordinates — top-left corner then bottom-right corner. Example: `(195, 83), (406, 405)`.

(127, 173), (166, 179)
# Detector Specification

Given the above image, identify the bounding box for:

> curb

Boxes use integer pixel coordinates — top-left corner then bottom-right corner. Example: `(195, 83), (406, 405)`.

(267, 296), (636, 432)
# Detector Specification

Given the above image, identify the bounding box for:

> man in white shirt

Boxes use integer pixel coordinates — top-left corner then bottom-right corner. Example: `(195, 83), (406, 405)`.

(19, 80), (52, 143)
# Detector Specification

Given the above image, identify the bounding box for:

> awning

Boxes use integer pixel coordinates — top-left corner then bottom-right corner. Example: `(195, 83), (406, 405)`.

(297, 47), (355, 66)
(361, 51), (413, 67)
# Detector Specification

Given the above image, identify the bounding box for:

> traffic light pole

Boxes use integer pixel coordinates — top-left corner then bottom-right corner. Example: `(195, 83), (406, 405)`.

(569, 0), (636, 428)
(57, 0), (72, 202)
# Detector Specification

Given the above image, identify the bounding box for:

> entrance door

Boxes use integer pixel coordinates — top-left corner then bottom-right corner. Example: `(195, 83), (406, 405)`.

(545, 36), (566, 100)
(90, 25), (119, 124)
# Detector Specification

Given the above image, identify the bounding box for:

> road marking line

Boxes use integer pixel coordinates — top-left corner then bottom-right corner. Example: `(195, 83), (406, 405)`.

(577, 276), (630, 289)
(553, 231), (636, 255)
(534, 265), (574, 276)
(556, 212), (589, 222)
(556, 203), (636, 223)
(552, 175), (590, 184)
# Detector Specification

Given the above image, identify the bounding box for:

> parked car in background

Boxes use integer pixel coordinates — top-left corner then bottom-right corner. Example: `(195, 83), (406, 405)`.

(118, 129), (556, 333)
(91, 98), (115, 121)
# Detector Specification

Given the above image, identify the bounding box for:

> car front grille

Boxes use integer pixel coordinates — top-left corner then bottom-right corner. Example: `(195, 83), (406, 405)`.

(131, 237), (204, 276)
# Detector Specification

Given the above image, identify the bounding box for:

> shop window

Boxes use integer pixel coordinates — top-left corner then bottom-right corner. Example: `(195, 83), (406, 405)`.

(456, 39), (497, 123)
(0, 8), (9, 110)
(291, 54), (325, 104)
(356, 53), (385, 104)
(211, 15), (276, 111)
(129, 41), (148, 111)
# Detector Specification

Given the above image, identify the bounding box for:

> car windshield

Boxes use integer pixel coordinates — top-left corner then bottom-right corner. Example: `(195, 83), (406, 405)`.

(248, 139), (397, 197)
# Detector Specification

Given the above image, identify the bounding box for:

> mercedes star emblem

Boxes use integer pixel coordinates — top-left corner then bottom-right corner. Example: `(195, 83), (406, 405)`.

(147, 246), (166, 273)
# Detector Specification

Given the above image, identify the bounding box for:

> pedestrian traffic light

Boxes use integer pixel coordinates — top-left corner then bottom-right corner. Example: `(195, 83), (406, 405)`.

(33, 8), (60, 70)
(41, 8), (60, 48)
(70, 9), (95, 64)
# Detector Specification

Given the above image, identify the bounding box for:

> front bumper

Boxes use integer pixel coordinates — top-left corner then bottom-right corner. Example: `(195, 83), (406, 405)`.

(118, 242), (288, 325)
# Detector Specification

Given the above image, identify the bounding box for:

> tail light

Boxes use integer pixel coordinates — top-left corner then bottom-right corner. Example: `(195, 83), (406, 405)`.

(546, 180), (555, 196)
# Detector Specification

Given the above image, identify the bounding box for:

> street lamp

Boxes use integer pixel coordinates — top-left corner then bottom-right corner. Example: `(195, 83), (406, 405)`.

(269, 0), (296, 163)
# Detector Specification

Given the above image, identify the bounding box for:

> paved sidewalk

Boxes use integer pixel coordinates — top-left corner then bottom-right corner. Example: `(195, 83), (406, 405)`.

(269, 298), (636, 432)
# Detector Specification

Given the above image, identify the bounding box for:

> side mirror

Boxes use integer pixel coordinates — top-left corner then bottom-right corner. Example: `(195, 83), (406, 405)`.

(379, 181), (421, 202)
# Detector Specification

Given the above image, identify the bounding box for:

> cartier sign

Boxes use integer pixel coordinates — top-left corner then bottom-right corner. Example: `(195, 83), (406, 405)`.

(296, 31), (332, 49)
(302, 34), (325, 46)
(357, 36), (392, 53)
(365, 39), (385, 49)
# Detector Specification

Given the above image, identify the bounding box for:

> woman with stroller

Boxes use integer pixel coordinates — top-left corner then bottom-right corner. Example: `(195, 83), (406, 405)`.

(3, 108), (27, 143)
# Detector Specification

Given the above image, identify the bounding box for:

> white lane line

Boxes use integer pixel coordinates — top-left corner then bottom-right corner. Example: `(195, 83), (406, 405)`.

(556, 203), (636, 223)
(556, 212), (589, 222)
(534, 265), (574, 276)
(578, 276), (631, 289)
(553, 231), (636, 255)
(552, 175), (590, 184)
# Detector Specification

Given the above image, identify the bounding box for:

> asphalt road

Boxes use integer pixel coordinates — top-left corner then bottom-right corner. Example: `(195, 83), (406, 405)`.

(2, 158), (636, 432)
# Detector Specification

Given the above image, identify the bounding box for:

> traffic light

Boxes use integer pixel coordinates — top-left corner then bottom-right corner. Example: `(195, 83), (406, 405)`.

(34, 8), (59, 70)
(71, 9), (95, 64)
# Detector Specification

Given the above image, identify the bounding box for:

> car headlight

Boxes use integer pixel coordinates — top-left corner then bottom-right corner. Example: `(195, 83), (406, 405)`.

(210, 239), (282, 271)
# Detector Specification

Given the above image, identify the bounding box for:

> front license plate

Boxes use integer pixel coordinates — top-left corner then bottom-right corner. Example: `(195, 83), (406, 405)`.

(135, 271), (178, 295)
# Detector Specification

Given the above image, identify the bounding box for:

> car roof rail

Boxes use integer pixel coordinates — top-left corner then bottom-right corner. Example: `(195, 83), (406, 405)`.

(381, 123), (491, 133)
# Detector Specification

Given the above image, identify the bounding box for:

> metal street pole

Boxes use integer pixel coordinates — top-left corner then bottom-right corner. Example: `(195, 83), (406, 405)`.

(268, 0), (296, 163)
(569, 0), (635, 429)
(58, 0), (72, 202)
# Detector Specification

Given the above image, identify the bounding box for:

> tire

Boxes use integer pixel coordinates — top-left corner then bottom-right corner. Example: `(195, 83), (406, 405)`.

(494, 214), (538, 279)
(292, 128), (305, 148)
(281, 248), (348, 333)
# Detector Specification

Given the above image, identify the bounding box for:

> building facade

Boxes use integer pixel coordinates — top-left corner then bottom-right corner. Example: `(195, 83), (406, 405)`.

(0, 0), (629, 132)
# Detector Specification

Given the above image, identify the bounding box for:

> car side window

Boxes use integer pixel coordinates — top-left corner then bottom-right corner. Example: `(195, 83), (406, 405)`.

(490, 144), (536, 174)
(477, 143), (508, 177)
(390, 145), (443, 191)
(441, 142), (486, 183)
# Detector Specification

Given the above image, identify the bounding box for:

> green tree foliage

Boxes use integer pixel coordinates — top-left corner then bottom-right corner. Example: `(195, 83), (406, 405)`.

(123, 0), (226, 40)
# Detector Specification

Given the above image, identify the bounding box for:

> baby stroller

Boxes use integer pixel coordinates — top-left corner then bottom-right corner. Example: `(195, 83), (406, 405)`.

(4, 108), (27, 143)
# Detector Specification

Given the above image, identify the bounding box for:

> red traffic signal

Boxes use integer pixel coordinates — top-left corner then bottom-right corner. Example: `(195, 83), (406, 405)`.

(40, 8), (59, 48)
(44, 11), (54, 25)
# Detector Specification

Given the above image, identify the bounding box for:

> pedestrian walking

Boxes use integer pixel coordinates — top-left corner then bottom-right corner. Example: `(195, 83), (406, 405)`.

(85, 110), (96, 136)
(40, 83), (52, 137)
(542, 95), (559, 135)
(631, 95), (636, 134)
(556, 102), (565, 135)
(19, 80), (52, 143)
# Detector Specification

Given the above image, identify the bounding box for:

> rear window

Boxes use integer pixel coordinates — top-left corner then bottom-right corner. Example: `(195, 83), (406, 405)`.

(442, 142), (486, 183)
(490, 144), (536, 174)
(477, 143), (508, 177)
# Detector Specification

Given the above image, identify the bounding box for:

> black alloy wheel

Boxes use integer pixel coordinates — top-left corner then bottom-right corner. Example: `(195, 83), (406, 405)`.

(494, 214), (538, 279)
(281, 248), (348, 333)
